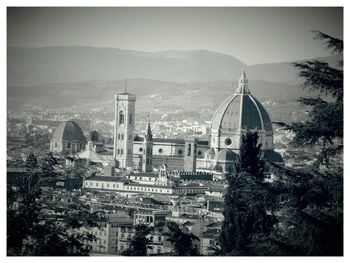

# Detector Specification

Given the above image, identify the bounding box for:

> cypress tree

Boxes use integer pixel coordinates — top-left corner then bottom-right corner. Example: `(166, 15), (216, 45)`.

(219, 131), (276, 255)
(268, 32), (343, 256)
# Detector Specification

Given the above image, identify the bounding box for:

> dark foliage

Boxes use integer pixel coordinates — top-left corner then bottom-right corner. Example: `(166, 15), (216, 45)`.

(234, 131), (265, 179)
(7, 153), (94, 256)
(266, 163), (343, 256)
(122, 224), (153, 256)
(219, 131), (277, 255)
(41, 152), (58, 178)
(282, 31), (343, 165)
(165, 222), (200, 256)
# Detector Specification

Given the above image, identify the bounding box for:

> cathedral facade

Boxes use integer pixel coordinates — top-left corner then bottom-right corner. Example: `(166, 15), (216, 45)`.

(113, 70), (283, 173)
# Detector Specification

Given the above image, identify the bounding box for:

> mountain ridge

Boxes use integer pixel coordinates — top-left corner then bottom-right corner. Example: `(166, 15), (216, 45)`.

(8, 45), (340, 87)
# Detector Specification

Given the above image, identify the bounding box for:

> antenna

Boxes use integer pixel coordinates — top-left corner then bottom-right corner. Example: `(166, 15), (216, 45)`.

(124, 78), (127, 93)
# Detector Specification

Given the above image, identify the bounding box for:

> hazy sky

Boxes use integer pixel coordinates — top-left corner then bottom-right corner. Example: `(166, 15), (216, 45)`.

(7, 7), (343, 65)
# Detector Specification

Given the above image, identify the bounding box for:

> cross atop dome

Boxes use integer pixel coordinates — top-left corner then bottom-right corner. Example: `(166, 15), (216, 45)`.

(236, 68), (250, 94)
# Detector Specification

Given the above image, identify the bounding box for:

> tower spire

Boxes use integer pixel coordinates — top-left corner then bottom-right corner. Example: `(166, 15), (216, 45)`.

(145, 115), (152, 141)
(124, 78), (127, 93)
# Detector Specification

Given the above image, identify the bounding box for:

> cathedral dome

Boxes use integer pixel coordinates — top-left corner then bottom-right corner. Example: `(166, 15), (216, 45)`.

(216, 148), (237, 162)
(210, 81), (272, 132)
(52, 120), (86, 142)
(210, 70), (274, 151)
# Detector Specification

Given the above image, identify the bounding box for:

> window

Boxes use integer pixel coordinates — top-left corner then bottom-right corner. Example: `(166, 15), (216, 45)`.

(121, 134), (124, 140)
(55, 141), (58, 147)
(96, 183), (98, 186)
(113, 184), (115, 188)
(118, 134), (120, 140)
(129, 114), (132, 124)
(198, 150), (202, 156)
(178, 149), (183, 155)
(119, 111), (124, 124)
(107, 184), (109, 187)
(67, 142), (71, 149)
(225, 138), (232, 146)
(121, 149), (123, 155)
(158, 148), (163, 154)
(139, 147), (143, 152)
(187, 143), (191, 156)
(117, 149), (120, 155)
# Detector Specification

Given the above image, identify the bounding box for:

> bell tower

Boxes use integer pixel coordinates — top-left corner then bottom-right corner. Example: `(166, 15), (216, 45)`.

(113, 81), (136, 169)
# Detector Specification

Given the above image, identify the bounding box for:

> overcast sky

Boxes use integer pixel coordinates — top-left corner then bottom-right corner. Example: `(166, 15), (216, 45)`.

(7, 7), (343, 65)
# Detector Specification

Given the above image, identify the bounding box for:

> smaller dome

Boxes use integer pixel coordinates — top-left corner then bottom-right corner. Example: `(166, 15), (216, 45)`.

(217, 149), (237, 162)
(52, 120), (86, 142)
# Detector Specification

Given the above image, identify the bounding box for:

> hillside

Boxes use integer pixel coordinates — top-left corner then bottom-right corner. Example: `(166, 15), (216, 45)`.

(8, 45), (340, 87)
(7, 46), (245, 87)
(8, 78), (313, 114)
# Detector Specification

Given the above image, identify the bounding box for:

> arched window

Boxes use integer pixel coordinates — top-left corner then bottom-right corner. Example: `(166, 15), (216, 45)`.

(67, 142), (71, 149)
(187, 143), (191, 156)
(117, 149), (120, 155)
(121, 134), (124, 140)
(119, 111), (124, 124)
(118, 134), (120, 140)
(129, 114), (132, 124)
(54, 141), (58, 148)
(121, 149), (123, 155)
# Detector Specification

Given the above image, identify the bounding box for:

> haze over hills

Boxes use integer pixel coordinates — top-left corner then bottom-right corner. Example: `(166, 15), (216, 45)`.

(7, 46), (341, 120)
(8, 46), (341, 87)
(7, 78), (314, 117)
(8, 46), (246, 87)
